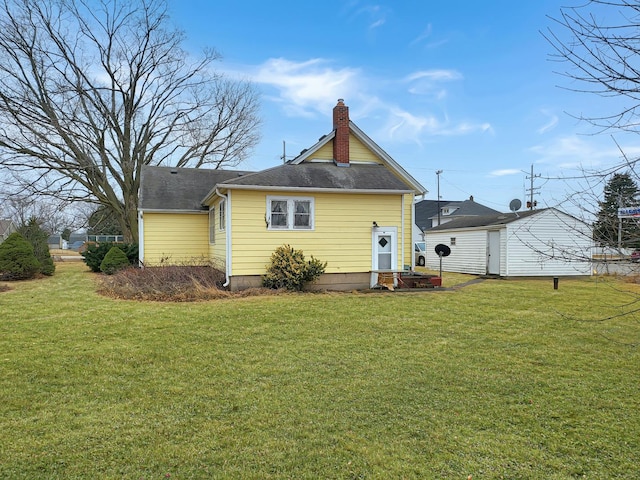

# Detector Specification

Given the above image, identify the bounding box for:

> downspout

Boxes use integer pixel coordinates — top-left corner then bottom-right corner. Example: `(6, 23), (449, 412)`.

(215, 188), (231, 287)
(137, 210), (144, 267)
(401, 194), (405, 269)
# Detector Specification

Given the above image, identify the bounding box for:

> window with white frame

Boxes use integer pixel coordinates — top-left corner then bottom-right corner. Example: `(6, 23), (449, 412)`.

(267, 196), (314, 230)
(209, 206), (215, 243)
(219, 199), (226, 231)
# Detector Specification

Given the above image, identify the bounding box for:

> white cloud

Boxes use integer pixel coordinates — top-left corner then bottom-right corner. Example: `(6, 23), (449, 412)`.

(251, 58), (360, 117)
(529, 135), (640, 171)
(537, 109), (559, 134)
(405, 69), (462, 98)
(405, 70), (463, 82)
(410, 23), (449, 49)
(379, 108), (492, 143)
(489, 169), (521, 177)
(244, 57), (491, 144)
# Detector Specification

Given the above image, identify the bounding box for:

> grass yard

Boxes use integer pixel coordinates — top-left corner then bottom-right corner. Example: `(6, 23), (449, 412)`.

(1, 263), (639, 479)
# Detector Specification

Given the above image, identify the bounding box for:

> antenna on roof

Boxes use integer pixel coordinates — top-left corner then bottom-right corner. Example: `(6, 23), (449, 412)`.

(281, 140), (286, 164)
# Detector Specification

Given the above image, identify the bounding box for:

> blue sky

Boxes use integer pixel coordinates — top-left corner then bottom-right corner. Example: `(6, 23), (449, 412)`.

(168, 0), (639, 213)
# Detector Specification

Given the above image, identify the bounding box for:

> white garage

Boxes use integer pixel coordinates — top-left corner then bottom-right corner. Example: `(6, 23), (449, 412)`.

(424, 208), (593, 277)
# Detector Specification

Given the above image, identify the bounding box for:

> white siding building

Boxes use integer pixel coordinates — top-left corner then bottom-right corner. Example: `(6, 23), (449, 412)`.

(425, 208), (593, 277)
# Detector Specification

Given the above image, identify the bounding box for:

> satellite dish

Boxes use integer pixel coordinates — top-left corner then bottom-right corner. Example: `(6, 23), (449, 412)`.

(509, 199), (522, 212)
(435, 244), (451, 257)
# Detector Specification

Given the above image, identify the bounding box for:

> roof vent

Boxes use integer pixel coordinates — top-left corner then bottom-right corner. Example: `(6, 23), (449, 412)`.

(170, 169), (178, 174)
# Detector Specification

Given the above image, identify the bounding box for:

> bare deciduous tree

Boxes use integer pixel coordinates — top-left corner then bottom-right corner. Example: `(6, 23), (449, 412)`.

(0, 0), (261, 242)
(544, 0), (640, 135)
(1, 192), (77, 235)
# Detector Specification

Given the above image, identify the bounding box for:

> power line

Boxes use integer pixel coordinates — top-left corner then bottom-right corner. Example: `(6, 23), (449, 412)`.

(525, 164), (541, 210)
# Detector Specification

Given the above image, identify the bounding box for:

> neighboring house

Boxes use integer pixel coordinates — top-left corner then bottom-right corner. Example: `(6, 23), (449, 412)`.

(0, 219), (17, 242)
(414, 197), (500, 239)
(47, 234), (67, 250)
(412, 198), (500, 262)
(424, 208), (592, 277)
(138, 99), (427, 291)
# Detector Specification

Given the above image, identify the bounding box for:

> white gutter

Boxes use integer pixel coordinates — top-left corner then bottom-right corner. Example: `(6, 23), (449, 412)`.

(137, 210), (144, 266)
(401, 195), (405, 269)
(138, 208), (208, 214)
(215, 187), (232, 288)
(218, 185), (414, 195)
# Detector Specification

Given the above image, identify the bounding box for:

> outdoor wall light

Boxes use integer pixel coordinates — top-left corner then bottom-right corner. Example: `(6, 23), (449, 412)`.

(372, 221), (378, 228)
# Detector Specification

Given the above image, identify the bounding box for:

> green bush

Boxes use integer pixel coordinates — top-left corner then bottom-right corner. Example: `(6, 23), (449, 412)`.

(82, 242), (138, 272)
(18, 217), (55, 276)
(100, 246), (130, 275)
(262, 244), (327, 291)
(0, 232), (41, 280)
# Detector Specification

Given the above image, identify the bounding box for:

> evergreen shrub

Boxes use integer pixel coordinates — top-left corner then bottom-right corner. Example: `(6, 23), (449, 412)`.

(0, 232), (41, 280)
(82, 242), (138, 272)
(100, 246), (130, 275)
(262, 244), (327, 291)
(18, 217), (55, 276)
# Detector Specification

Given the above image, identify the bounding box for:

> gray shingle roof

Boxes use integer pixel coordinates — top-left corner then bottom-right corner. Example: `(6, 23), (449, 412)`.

(219, 162), (413, 192)
(428, 209), (543, 231)
(141, 161), (415, 213)
(139, 166), (254, 211)
(415, 199), (501, 231)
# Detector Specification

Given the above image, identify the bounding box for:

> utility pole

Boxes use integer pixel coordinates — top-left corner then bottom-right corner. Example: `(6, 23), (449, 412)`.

(436, 170), (443, 225)
(525, 164), (541, 210)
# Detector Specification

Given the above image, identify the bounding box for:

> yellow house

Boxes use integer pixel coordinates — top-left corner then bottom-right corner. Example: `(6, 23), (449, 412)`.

(138, 100), (427, 290)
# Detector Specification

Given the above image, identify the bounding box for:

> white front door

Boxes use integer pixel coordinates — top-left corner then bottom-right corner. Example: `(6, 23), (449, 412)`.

(372, 227), (397, 271)
(487, 230), (501, 275)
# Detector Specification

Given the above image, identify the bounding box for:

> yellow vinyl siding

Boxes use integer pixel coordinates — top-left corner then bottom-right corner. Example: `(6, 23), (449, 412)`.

(229, 190), (411, 275)
(142, 212), (209, 265)
(308, 133), (382, 164)
(350, 134), (381, 163)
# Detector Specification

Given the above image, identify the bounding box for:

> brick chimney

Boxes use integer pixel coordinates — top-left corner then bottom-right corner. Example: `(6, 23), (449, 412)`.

(333, 99), (349, 166)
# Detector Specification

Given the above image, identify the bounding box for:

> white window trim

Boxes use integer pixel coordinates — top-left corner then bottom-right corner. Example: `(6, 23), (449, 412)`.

(372, 227), (398, 271)
(266, 195), (315, 230)
(209, 207), (215, 244)
(219, 199), (226, 231)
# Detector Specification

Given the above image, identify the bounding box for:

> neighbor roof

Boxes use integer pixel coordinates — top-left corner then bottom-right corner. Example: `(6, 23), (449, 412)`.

(139, 166), (254, 211)
(427, 209), (543, 231)
(415, 199), (501, 231)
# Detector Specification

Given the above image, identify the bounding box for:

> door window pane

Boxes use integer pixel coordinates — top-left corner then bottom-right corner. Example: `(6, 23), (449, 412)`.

(378, 234), (392, 269)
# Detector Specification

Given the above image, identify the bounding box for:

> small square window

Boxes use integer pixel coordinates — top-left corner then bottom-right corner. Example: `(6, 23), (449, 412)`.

(450, 237), (456, 246)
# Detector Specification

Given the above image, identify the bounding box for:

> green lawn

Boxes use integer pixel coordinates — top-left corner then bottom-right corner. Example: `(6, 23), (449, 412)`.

(1, 263), (639, 479)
